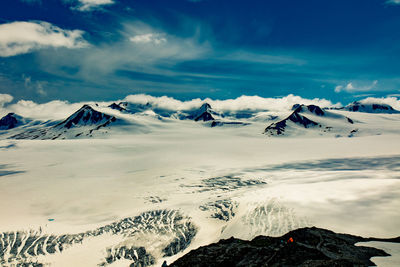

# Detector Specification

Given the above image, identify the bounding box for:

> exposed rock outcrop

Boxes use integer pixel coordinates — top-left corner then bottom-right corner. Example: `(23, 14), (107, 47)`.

(169, 227), (399, 267)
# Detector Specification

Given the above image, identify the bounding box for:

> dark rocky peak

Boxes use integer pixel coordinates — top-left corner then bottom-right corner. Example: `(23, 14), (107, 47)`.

(193, 103), (215, 122)
(345, 101), (399, 113)
(264, 119), (287, 135)
(291, 103), (302, 111)
(346, 101), (363, 112)
(119, 101), (129, 107)
(195, 112), (214, 122)
(264, 109), (319, 135)
(199, 103), (212, 113)
(109, 102), (126, 112)
(307, 105), (325, 116)
(0, 113), (27, 130)
(287, 112), (318, 128)
(292, 104), (325, 116)
(372, 103), (393, 111)
(57, 105), (116, 129)
(112, 102), (152, 114)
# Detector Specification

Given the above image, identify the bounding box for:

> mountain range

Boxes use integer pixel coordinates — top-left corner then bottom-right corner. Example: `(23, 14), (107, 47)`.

(1, 100), (399, 140)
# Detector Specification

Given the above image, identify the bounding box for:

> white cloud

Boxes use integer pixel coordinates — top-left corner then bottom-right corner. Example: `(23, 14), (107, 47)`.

(2, 100), (84, 120)
(334, 80), (378, 93)
(334, 85), (343, 93)
(357, 96), (400, 111)
(124, 94), (339, 112)
(0, 21), (88, 57)
(0, 94), (13, 108)
(75, 0), (114, 11)
(129, 33), (167, 45)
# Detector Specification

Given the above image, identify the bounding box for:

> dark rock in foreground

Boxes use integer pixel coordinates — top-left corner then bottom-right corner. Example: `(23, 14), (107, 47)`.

(170, 227), (399, 267)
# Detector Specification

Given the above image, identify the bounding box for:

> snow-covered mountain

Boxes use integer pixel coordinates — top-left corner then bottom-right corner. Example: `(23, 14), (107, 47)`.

(182, 103), (249, 127)
(0, 113), (29, 130)
(56, 104), (117, 129)
(264, 104), (355, 137)
(9, 105), (119, 140)
(2, 99), (400, 140)
(108, 102), (128, 112)
(342, 101), (400, 114)
(192, 103), (215, 122)
(108, 101), (152, 114)
(173, 103), (218, 122)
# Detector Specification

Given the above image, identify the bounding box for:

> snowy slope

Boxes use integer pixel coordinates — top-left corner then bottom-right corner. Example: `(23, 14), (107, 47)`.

(264, 104), (355, 137)
(7, 105), (123, 140)
(0, 105), (400, 266)
(0, 128), (400, 266)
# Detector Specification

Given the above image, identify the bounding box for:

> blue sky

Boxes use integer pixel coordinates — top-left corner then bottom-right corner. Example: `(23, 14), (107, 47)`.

(1, 0), (400, 103)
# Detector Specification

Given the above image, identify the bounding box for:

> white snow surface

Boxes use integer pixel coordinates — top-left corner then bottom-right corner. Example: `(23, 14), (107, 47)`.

(0, 106), (400, 266)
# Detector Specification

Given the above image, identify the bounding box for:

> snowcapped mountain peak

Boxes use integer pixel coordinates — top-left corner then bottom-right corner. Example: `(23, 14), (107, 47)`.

(291, 104), (325, 116)
(344, 101), (399, 113)
(264, 107), (319, 136)
(194, 103), (214, 122)
(0, 113), (28, 130)
(56, 104), (116, 129)
(108, 102), (131, 112)
(199, 103), (212, 112)
(108, 102), (126, 112)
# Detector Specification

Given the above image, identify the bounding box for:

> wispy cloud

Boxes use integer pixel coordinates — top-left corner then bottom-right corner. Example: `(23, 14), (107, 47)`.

(74, 0), (115, 11)
(0, 21), (88, 57)
(33, 20), (211, 90)
(20, 0), (114, 11)
(130, 33), (167, 45)
(334, 80), (378, 93)
(23, 75), (47, 97)
(0, 94), (13, 108)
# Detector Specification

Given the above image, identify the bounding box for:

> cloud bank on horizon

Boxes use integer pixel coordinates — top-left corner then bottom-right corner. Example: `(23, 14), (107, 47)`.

(0, 0), (399, 103)
(1, 92), (400, 121)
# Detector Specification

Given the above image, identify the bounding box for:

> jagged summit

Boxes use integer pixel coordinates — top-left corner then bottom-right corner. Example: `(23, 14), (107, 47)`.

(0, 113), (27, 130)
(189, 103), (215, 122)
(264, 107), (319, 136)
(199, 103), (212, 113)
(56, 105), (116, 129)
(108, 102), (127, 112)
(10, 105), (119, 140)
(344, 101), (399, 114)
(292, 104), (325, 116)
(109, 101), (152, 114)
(265, 103), (357, 136)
